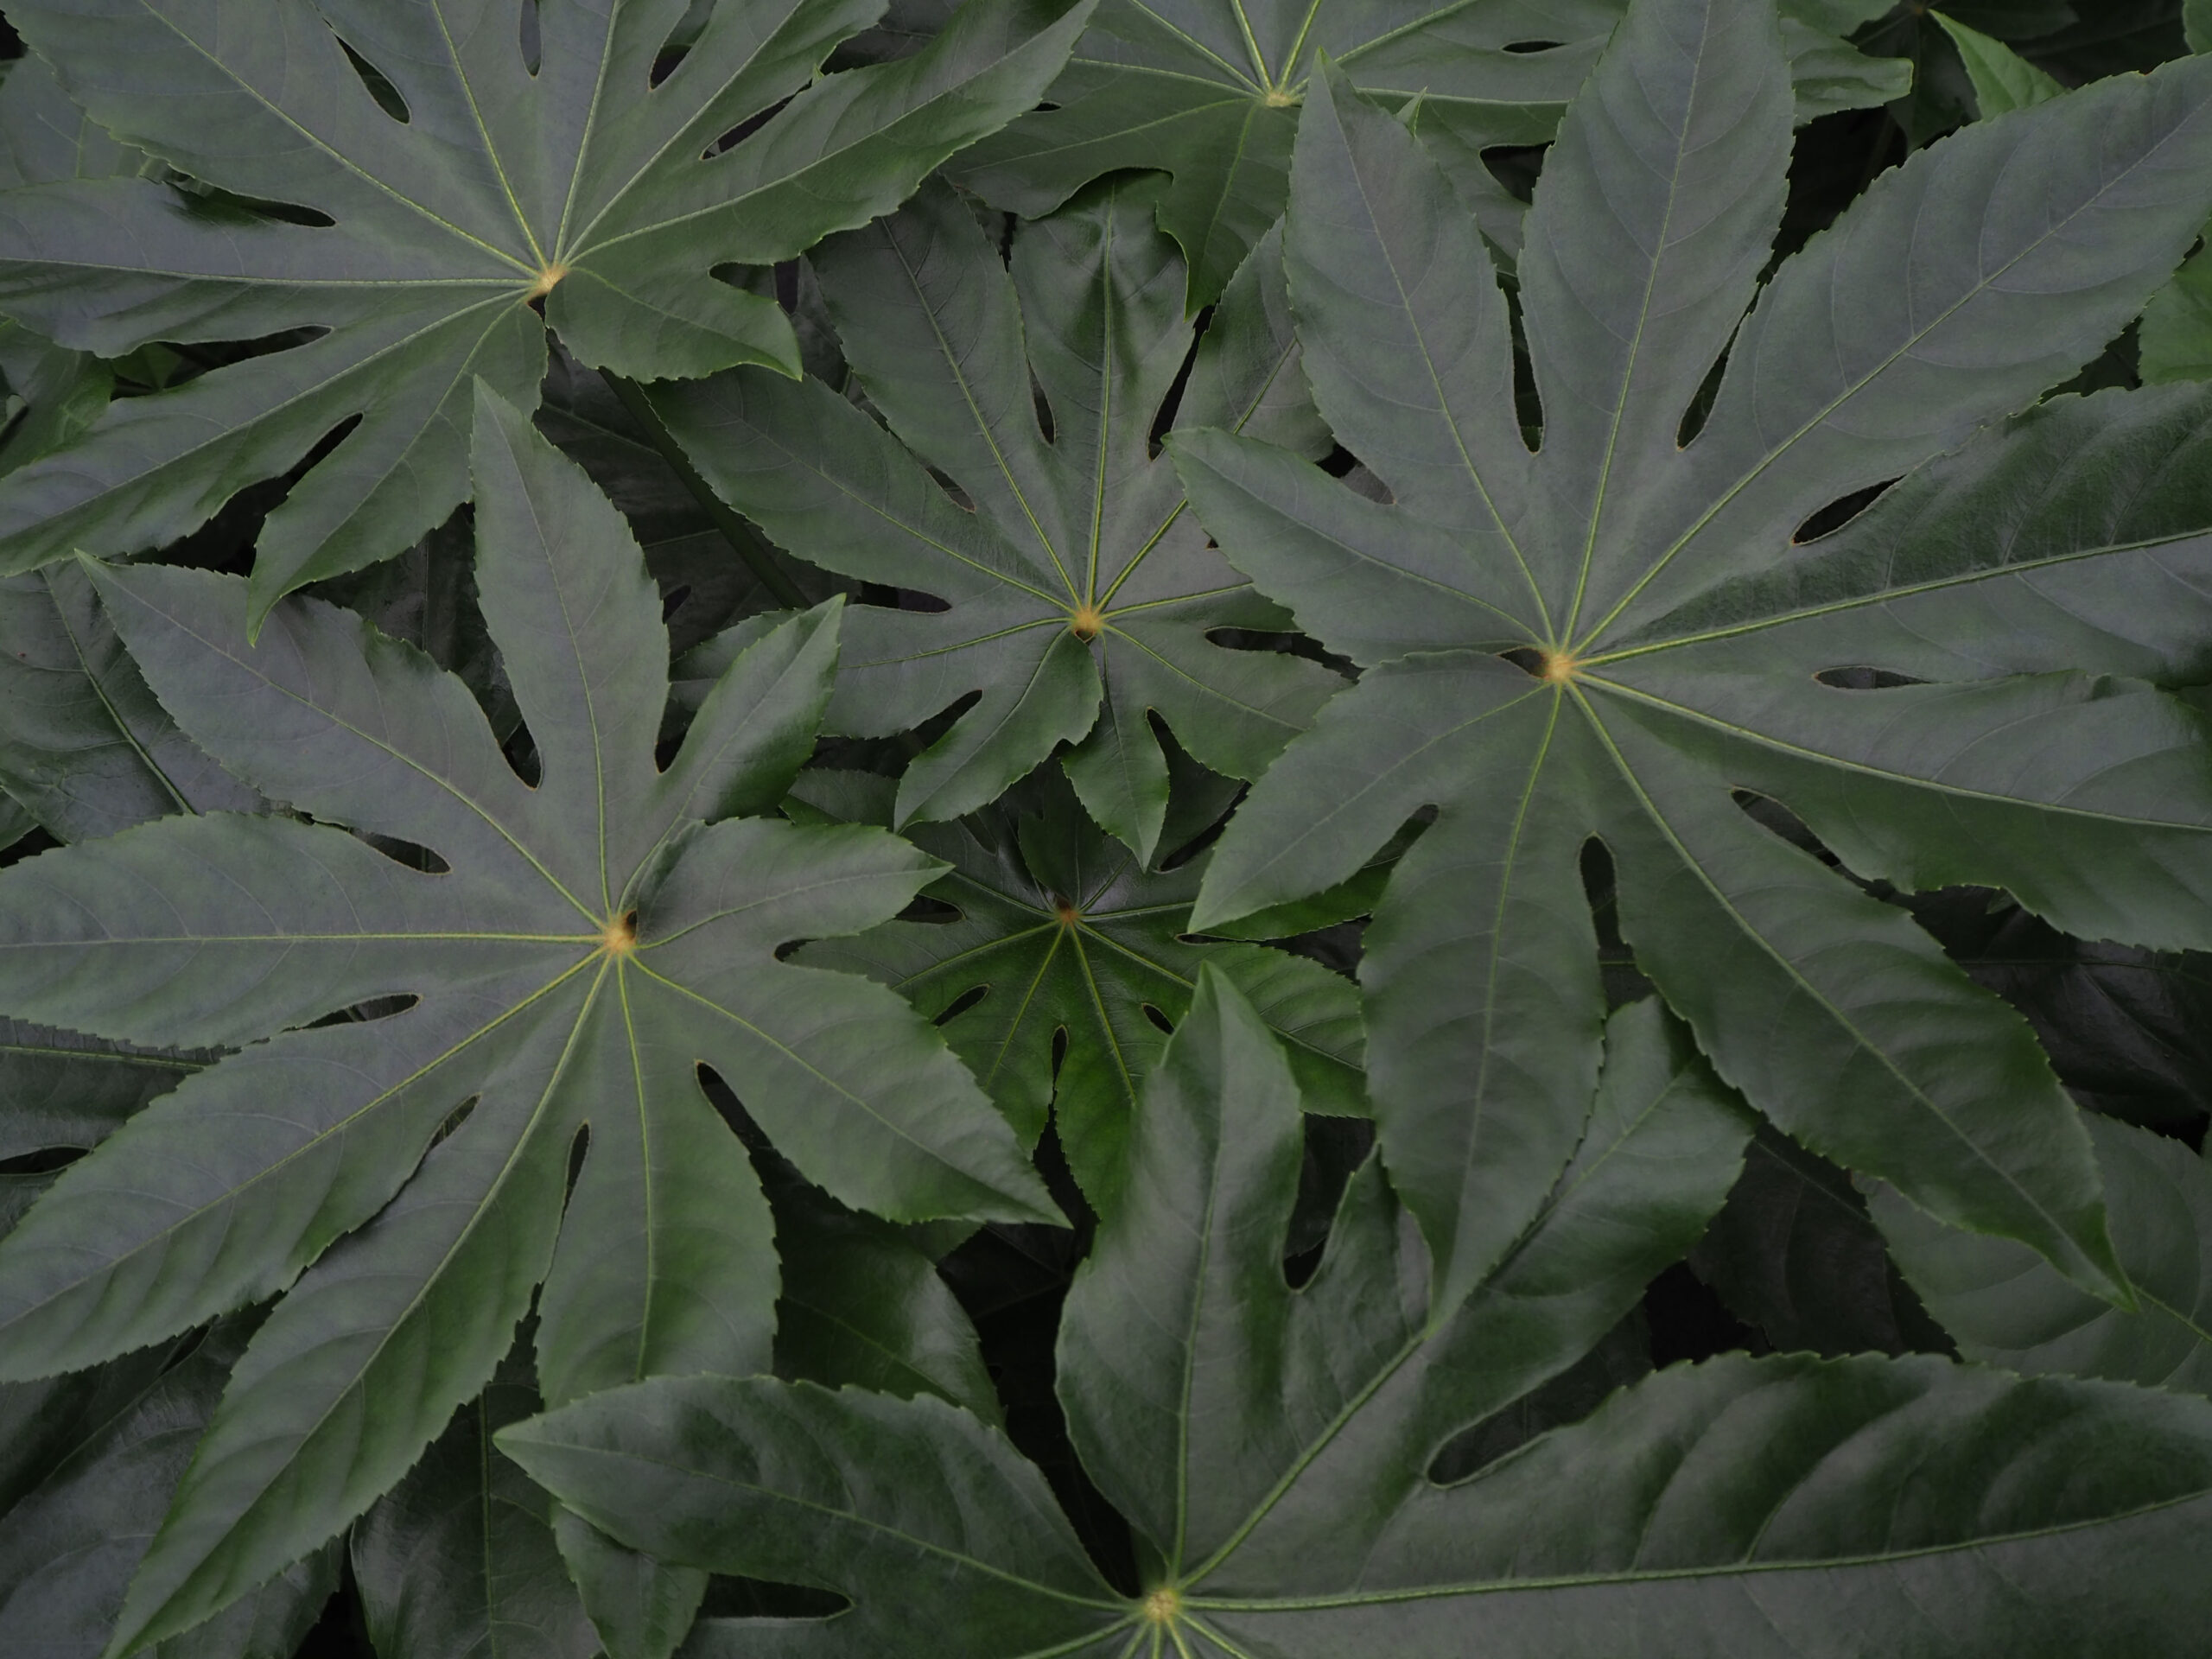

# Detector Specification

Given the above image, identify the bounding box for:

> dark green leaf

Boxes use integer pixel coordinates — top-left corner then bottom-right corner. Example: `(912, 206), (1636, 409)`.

(0, 566), (261, 842)
(1176, 3), (2212, 1305)
(0, 385), (1051, 1654)
(0, 0), (1095, 620)
(955, 0), (1909, 305)
(797, 771), (1363, 1210)
(652, 177), (1339, 858)
(0, 1016), (206, 1163)
(0, 1319), (340, 1659)
(351, 1334), (600, 1659)
(1878, 1114), (2212, 1393)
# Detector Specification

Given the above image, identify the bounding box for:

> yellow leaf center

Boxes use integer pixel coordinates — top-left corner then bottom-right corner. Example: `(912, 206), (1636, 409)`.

(1069, 603), (1106, 640)
(1263, 87), (1300, 107)
(1538, 649), (1582, 684)
(1141, 1587), (1182, 1625)
(528, 263), (569, 300)
(601, 912), (638, 957)
(1054, 897), (1084, 928)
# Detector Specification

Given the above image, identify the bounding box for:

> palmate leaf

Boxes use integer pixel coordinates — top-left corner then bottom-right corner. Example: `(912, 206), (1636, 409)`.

(795, 768), (1363, 1209)
(0, 384), (1052, 1656)
(0, 0), (1094, 623)
(1171, 0), (2212, 1313)
(649, 175), (1340, 860)
(952, 0), (1910, 307)
(505, 973), (2212, 1656)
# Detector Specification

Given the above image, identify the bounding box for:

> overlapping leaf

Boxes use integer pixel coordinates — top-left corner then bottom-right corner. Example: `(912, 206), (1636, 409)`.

(795, 769), (1363, 1208)
(1878, 1113), (2212, 1395)
(505, 973), (2212, 1656)
(1173, 0), (2212, 1313)
(0, 384), (1052, 1656)
(649, 175), (1339, 858)
(954, 0), (1910, 305)
(0, 0), (1093, 620)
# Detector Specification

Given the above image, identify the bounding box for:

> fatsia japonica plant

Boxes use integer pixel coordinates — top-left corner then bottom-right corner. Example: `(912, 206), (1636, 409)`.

(5, 0), (2212, 1654)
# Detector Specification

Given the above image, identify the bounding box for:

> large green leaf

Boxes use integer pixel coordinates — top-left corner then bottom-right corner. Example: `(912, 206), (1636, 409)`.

(0, 1317), (340, 1659)
(0, 0), (1094, 621)
(954, 0), (1910, 306)
(649, 176), (1340, 858)
(1877, 1114), (2212, 1394)
(1173, 0), (2212, 1311)
(505, 972), (2212, 1655)
(795, 768), (1363, 1209)
(0, 384), (1052, 1656)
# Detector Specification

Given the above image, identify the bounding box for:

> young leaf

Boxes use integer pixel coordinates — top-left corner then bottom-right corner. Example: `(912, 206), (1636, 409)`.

(0, 384), (1052, 1656)
(796, 772), (1363, 1210)
(1931, 10), (2066, 114)
(1174, 0), (2212, 1309)
(1877, 1115), (2212, 1394)
(954, 0), (1910, 306)
(649, 177), (1340, 858)
(506, 974), (2212, 1654)
(0, 0), (1095, 621)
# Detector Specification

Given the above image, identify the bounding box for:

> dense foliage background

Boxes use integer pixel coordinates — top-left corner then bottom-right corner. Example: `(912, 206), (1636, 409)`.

(2, 0), (2212, 1654)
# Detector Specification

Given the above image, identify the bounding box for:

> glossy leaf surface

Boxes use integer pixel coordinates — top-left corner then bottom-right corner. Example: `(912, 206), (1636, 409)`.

(507, 973), (2212, 1656)
(0, 385), (1051, 1655)
(1175, 0), (2212, 1310)
(955, 0), (1909, 304)
(0, 0), (1094, 619)
(652, 178), (1339, 856)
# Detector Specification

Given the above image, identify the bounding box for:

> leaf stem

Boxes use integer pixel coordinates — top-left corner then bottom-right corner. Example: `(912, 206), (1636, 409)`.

(601, 372), (810, 610)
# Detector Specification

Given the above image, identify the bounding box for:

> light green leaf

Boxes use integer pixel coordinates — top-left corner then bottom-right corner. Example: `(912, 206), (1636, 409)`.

(652, 178), (1339, 859)
(0, 385), (1051, 1656)
(1177, 2), (2212, 1305)
(1878, 1115), (2212, 1394)
(0, 0), (1094, 621)
(1932, 10), (2067, 115)
(798, 771), (1363, 1211)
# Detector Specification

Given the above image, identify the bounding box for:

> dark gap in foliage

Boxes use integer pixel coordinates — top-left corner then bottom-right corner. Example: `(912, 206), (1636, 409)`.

(1031, 371), (1056, 443)
(1317, 443), (1359, 478)
(0, 826), (60, 870)
(938, 1126), (1139, 1595)
(518, 0), (542, 76)
(651, 0), (717, 86)
(899, 892), (963, 924)
(358, 831), (452, 874)
(933, 983), (988, 1026)
(697, 1576), (850, 1619)
(1674, 327), (1737, 448)
(431, 1095), (478, 1148)
(1779, 105), (1904, 264)
(1813, 664), (1926, 690)
(1580, 838), (1653, 1009)
(333, 36), (410, 123)
(1503, 272), (1542, 447)
(1502, 39), (1564, 53)
(660, 582), (692, 621)
(705, 99), (792, 161)
(1048, 1024), (1069, 1080)
(2049, 321), (2143, 399)
(1204, 625), (1356, 681)
(1282, 1116), (1376, 1286)
(293, 1553), (375, 1659)
(1732, 790), (1839, 867)
(1501, 645), (1546, 677)
(1479, 143), (1547, 207)
(111, 329), (332, 399)
(1793, 477), (1896, 543)
(1139, 1001), (1173, 1034)
(774, 257), (801, 312)
(504, 721), (542, 786)
(1642, 1262), (1760, 1366)
(1148, 307), (1211, 457)
(772, 935), (813, 963)
(171, 180), (340, 232)
(302, 994), (419, 1031)
(0, 1145), (81, 1176)
(898, 689), (982, 761)
(0, 18), (21, 57)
